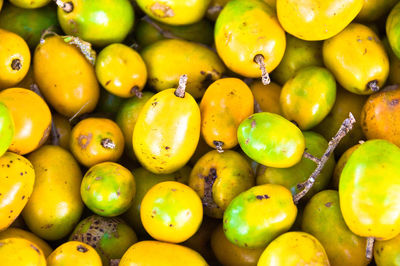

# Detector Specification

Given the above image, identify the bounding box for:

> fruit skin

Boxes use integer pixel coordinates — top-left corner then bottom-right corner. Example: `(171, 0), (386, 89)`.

(257, 232), (330, 266)
(57, 0), (134, 47)
(81, 162), (135, 217)
(70, 117), (125, 167)
(339, 139), (400, 240)
(120, 240), (207, 266)
(215, 0), (285, 78)
(302, 190), (369, 266)
(251, 81), (281, 114)
(136, 0), (211, 25)
(280, 66), (336, 130)
(223, 184), (297, 248)
(189, 150), (255, 218)
(0, 227), (52, 257)
(133, 88), (201, 174)
(256, 131), (335, 201)
(141, 39), (225, 99)
(331, 144), (360, 189)
(96, 43), (147, 98)
(324, 23), (389, 95)
(34, 35), (99, 118)
(237, 112), (305, 168)
(8, 0), (50, 8)
(0, 238), (46, 266)
(141, 181), (203, 243)
(277, 0), (363, 41)
(47, 241), (102, 266)
(0, 4), (58, 49)
(23, 145), (83, 241)
(0, 152), (35, 231)
(211, 224), (264, 266)
(361, 85), (400, 147)
(123, 166), (191, 236)
(0, 29), (30, 89)
(357, 0), (398, 22)
(70, 215), (137, 266)
(387, 2), (400, 59)
(200, 78), (254, 150)
(0, 102), (14, 157)
(271, 35), (323, 85)
(0, 88), (51, 155)
(374, 233), (400, 266)
(50, 113), (72, 150)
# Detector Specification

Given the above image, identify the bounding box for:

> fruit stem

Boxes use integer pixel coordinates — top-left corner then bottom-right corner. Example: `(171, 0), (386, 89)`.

(142, 16), (178, 39)
(62, 36), (96, 65)
(254, 54), (270, 85)
(54, 0), (74, 12)
(294, 112), (356, 204)
(101, 138), (116, 149)
(303, 151), (320, 164)
(174, 74), (188, 98)
(367, 80), (379, 92)
(11, 59), (22, 71)
(366, 237), (374, 260)
(131, 86), (143, 98)
(213, 141), (224, 153)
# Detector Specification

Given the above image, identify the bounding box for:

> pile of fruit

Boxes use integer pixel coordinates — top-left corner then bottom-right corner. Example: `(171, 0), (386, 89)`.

(1, 0), (400, 265)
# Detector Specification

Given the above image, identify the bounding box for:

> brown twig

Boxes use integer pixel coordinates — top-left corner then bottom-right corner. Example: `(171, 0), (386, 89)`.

(254, 54), (270, 85)
(303, 151), (321, 164)
(366, 237), (374, 260)
(293, 112), (356, 204)
(174, 74), (187, 98)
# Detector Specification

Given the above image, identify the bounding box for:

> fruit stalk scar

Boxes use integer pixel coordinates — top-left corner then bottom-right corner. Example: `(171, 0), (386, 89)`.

(174, 74), (188, 98)
(294, 112), (356, 204)
(366, 237), (374, 260)
(254, 54), (271, 85)
(141, 16), (178, 39)
(54, 0), (74, 13)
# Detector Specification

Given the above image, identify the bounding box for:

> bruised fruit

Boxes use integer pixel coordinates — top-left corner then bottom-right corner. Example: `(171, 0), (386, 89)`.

(0, 238), (46, 266)
(47, 241), (102, 266)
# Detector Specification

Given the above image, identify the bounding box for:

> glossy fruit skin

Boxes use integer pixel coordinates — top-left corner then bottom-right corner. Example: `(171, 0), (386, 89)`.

(313, 87), (366, 156)
(141, 39), (225, 98)
(0, 29), (30, 89)
(271, 35), (323, 85)
(70, 118), (125, 167)
(123, 166), (191, 236)
(135, 19), (214, 48)
(215, 0), (285, 78)
(339, 140), (400, 240)
(0, 4), (58, 49)
(81, 162), (135, 217)
(280, 66), (336, 130)
(120, 241), (207, 266)
(361, 85), (400, 146)
(23, 145), (83, 241)
(251, 81), (281, 114)
(374, 233), (400, 266)
(211, 224), (264, 266)
(57, 0), (134, 47)
(8, 0), (50, 8)
(136, 0), (211, 25)
(387, 2), (400, 59)
(0, 152), (35, 231)
(302, 190), (369, 266)
(96, 44), (147, 98)
(47, 241), (102, 266)
(332, 144), (360, 189)
(357, 0), (398, 22)
(238, 112), (305, 168)
(257, 131), (335, 201)
(70, 215), (137, 266)
(0, 228), (52, 257)
(223, 184), (297, 248)
(116, 92), (154, 160)
(200, 78), (254, 150)
(189, 150), (254, 218)
(0, 102), (14, 157)
(141, 181), (203, 243)
(0, 238), (46, 266)
(324, 23), (389, 95)
(0, 88), (51, 155)
(257, 232), (330, 266)
(133, 89), (200, 174)
(277, 0), (363, 41)
(34, 35), (99, 118)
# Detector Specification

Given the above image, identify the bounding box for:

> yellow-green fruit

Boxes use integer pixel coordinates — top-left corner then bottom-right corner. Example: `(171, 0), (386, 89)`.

(374, 233), (400, 266)
(0, 238), (46, 266)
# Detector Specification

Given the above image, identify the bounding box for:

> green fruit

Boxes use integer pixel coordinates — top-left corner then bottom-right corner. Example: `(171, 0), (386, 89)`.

(387, 2), (400, 59)
(237, 112), (305, 168)
(223, 184), (297, 248)
(81, 162), (135, 217)
(70, 215), (137, 266)
(0, 102), (14, 157)
(57, 0), (134, 47)
(95, 88), (124, 118)
(257, 131), (335, 201)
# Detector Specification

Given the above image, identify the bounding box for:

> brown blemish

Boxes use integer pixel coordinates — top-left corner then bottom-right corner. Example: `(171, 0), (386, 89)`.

(251, 120), (256, 128)
(105, 80), (111, 86)
(165, 146), (170, 150)
(11, 59), (22, 71)
(256, 195), (270, 200)
(150, 2), (175, 18)
(201, 168), (219, 211)
(77, 245), (88, 253)
(325, 202), (333, 207)
(41, 224), (53, 229)
(95, 176), (102, 181)
(152, 101), (158, 107)
(245, 138), (250, 144)
(30, 244), (40, 254)
(77, 133), (93, 149)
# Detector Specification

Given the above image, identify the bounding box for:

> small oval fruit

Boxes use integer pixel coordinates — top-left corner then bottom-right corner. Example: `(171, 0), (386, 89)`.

(237, 112), (305, 168)
(223, 184), (297, 248)
(0, 102), (14, 157)
(8, 0), (50, 9)
(374, 233), (400, 266)
(47, 241), (102, 266)
(141, 181), (203, 243)
(0, 238), (46, 266)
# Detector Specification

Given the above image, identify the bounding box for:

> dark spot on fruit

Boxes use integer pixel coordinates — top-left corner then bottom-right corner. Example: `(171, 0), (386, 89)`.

(200, 71), (206, 75)
(30, 244), (40, 254)
(171, 189), (176, 191)
(20, 172), (23, 176)
(244, 243), (248, 247)
(41, 224), (53, 229)
(21, 195), (25, 200)
(169, 224), (173, 227)
(256, 194), (270, 200)
(95, 176), (102, 181)
(245, 138), (250, 144)
(367, 36), (373, 41)
(77, 245), (88, 253)
(9, 210), (12, 213)
(77, 133), (93, 149)
(325, 202), (333, 207)
(165, 146), (170, 150)
(6, 165), (9, 168)
(105, 80), (111, 86)
(390, 99), (399, 106)
(251, 120), (256, 128)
